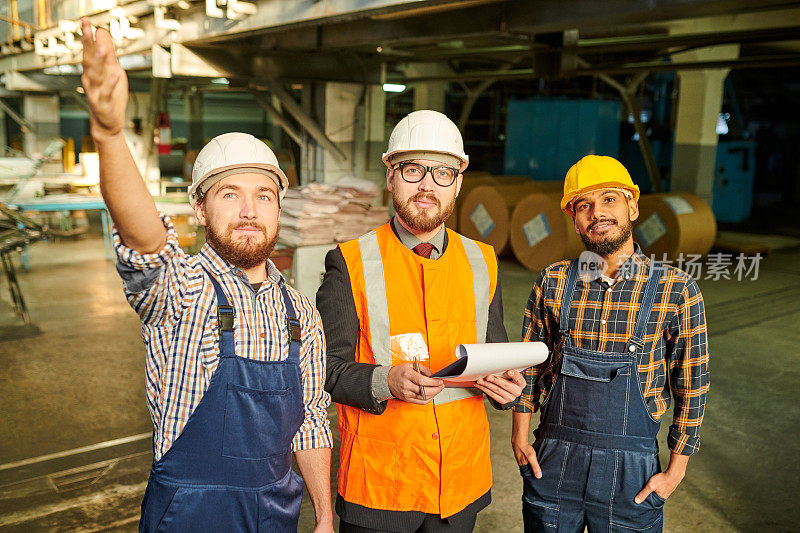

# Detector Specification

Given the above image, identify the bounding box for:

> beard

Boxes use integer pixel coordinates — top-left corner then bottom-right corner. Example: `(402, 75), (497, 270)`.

(393, 191), (456, 233)
(579, 217), (633, 257)
(205, 220), (279, 271)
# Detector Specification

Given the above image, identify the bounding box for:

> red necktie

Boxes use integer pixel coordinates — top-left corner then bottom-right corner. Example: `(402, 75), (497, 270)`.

(413, 242), (435, 258)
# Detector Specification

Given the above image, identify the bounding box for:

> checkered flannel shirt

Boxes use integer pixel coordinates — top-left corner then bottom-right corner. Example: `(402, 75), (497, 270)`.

(114, 213), (332, 460)
(514, 246), (709, 455)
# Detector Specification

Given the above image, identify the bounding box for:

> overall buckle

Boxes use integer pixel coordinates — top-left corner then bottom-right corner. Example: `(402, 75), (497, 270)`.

(218, 305), (234, 331)
(286, 317), (301, 343)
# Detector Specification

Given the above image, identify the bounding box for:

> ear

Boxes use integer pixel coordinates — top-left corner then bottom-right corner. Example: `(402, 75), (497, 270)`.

(455, 173), (463, 197)
(386, 168), (394, 193)
(193, 199), (207, 226)
(629, 198), (640, 222)
(573, 215), (580, 235)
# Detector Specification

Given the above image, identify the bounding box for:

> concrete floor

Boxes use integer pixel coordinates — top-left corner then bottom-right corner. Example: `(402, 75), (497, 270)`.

(0, 235), (798, 532)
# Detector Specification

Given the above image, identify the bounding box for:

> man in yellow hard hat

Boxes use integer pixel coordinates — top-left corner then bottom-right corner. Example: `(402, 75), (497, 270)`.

(317, 110), (526, 532)
(511, 155), (710, 532)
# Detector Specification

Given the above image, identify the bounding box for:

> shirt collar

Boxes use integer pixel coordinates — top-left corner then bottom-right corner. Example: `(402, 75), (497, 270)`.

(391, 216), (446, 254)
(199, 242), (284, 285)
(598, 244), (649, 284)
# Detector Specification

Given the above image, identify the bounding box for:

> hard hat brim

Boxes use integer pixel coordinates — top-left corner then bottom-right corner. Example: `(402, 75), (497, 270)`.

(188, 163), (289, 203)
(382, 150), (469, 173)
(561, 182), (641, 213)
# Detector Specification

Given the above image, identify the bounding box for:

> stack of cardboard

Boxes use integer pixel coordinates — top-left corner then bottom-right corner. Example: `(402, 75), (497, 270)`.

(280, 178), (389, 246)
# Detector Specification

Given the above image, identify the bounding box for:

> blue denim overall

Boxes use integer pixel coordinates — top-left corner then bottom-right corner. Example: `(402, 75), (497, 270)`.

(139, 270), (305, 532)
(521, 260), (666, 532)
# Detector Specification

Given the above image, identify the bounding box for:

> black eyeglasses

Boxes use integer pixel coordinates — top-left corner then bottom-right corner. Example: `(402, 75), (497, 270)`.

(393, 162), (459, 187)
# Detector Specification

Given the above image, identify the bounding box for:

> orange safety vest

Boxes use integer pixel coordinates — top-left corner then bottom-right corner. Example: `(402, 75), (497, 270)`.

(336, 222), (498, 518)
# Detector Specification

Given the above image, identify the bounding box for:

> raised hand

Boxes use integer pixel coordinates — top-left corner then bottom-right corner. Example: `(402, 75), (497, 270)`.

(81, 18), (129, 140)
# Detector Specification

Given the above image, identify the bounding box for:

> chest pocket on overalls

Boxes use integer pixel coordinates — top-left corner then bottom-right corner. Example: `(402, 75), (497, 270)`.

(560, 353), (630, 382)
(559, 352), (632, 432)
(222, 371), (303, 460)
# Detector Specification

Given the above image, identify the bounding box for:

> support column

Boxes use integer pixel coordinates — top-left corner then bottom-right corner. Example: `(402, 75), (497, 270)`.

(321, 82), (361, 184)
(185, 88), (203, 150)
(0, 107), (7, 151)
(670, 45), (739, 204)
(22, 95), (59, 164)
(353, 85), (387, 187)
(402, 63), (451, 112)
(296, 82), (386, 187)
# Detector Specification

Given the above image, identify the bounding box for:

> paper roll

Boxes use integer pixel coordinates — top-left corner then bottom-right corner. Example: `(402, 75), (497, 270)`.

(446, 173), (532, 231)
(634, 193), (716, 260)
(509, 191), (583, 272)
(458, 180), (562, 254)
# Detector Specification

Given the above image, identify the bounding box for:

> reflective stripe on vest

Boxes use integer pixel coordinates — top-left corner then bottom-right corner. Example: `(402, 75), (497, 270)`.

(358, 230), (490, 404)
(358, 231), (392, 367)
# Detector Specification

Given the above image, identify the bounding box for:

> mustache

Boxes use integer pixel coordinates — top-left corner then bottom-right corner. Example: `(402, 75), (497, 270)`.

(231, 221), (267, 232)
(588, 218), (617, 231)
(408, 192), (440, 207)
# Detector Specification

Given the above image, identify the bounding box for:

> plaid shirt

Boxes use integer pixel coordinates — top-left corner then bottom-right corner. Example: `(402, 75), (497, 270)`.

(514, 246), (709, 455)
(114, 214), (332, 460)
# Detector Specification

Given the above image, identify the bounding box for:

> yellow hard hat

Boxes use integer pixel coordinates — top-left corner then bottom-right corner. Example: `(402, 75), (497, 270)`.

(561, 155), (640, 213)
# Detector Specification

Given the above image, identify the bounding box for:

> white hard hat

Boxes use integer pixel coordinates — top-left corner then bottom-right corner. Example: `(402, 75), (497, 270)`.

(188, 132), (289, 204)
(382, 110), (469, 172)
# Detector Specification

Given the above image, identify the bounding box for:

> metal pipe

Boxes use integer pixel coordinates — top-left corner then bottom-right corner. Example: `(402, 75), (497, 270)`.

(592, 67), (663, 193)
(256, 79), (347, 162)
(250, 90), (304, 147)
(0, 98), (34, 132)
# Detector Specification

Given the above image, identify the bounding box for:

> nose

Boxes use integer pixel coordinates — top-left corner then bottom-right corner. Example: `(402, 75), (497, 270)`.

(417, 169), (436, 192)
(239, 195), (256, 219)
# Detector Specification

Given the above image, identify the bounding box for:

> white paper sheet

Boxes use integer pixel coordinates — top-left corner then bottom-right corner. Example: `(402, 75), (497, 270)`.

(432, 342), (549, 382)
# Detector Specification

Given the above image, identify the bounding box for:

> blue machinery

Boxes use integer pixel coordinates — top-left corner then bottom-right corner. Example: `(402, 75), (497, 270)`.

(504, 97), (756, 223)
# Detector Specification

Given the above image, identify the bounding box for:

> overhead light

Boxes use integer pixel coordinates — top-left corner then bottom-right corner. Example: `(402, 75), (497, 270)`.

(211, 77), (229, 84)
(382, 83), (406, 93)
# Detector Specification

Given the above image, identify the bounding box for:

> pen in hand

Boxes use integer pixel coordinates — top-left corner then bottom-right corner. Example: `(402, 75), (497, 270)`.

(413, 357), (426, 400)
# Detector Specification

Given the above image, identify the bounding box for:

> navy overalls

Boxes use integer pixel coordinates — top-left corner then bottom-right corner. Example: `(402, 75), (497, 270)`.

(139, 270), (306, 532)
(521, 259), (666, 532)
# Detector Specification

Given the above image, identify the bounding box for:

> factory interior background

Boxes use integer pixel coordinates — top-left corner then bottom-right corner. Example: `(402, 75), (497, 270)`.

(0, 0), (799, 531)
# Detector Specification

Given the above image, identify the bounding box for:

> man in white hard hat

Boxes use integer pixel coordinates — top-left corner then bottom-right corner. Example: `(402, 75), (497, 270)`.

(80, 19), (333, 532)
(317, 110), (526, 532)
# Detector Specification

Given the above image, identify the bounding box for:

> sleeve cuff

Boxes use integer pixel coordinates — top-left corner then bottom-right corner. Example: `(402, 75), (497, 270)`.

(113, 212), (181, 271)
(513, 396), (537, 414)
(668, 426), (700, 455)
(370, 365), (393, 402)
(291, 425), (334, 451)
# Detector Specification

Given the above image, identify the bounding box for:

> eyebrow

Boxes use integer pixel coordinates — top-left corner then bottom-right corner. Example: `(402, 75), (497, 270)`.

(576, 191), (624, 204)
(217, 184), (277, 195)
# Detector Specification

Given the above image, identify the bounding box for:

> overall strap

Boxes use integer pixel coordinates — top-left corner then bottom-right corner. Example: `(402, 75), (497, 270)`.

(203, 268), (235, 358)
(558, 260), (580, 337)
(628, 261), (662, 351)
(278, 281), (302, 364)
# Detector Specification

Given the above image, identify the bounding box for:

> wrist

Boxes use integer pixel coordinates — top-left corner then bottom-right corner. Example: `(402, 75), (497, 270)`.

(90, 124), (125, 145)
(664, 465), (686, 481)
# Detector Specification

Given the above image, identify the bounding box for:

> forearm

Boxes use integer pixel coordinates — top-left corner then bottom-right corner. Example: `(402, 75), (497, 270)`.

(512, 411), (533, 442)
(294, 447), (333, 525)
(95, 131), (166, 253)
